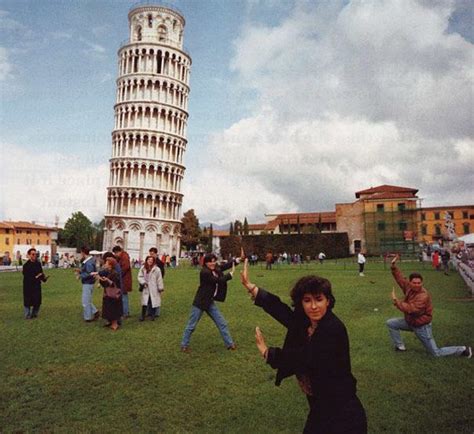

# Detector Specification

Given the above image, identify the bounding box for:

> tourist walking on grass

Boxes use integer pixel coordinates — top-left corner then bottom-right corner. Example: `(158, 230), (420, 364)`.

(357, 251), (366, 276)
(22, 248), (48, 319)
(138, 256), (164, 321)
(98, 257), (123, 331)
(386, 255), (471, 357)
(112, 246), (132, 317)
(78, 247), (99, 323)
(240, 259), (367, 433)
(181, 253), (241, 352)
(265, 251), (273, 270)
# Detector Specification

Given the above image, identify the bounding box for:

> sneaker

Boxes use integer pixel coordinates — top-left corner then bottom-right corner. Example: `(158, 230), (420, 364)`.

(359, 273), (365, 277)
(93, 311), (101, 320)
(462, 346), (472, 358)
(395, 346), (407, 352)
(227, 344), (237, 351)
(181, 346), (191, 353)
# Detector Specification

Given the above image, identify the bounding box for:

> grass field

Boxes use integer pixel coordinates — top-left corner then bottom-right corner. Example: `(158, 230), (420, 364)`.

(1, 260), (473, 433)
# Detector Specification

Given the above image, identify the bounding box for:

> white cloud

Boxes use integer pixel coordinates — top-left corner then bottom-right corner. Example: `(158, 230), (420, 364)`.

(0, 143), (109, 225)
(189, 0), (474, 224)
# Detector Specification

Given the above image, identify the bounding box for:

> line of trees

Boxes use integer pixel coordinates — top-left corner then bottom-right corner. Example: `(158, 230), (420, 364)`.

(58, 212), (104, 251)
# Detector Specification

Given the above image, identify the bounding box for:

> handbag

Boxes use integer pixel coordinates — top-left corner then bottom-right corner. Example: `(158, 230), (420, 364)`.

(105, 285), (121, 300)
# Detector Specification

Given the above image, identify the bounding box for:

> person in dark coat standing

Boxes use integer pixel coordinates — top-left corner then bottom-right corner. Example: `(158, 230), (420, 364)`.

(112, 246), (132, 317)
(22, 248), (48, 319)
(98, 257), (123, 331)
(180, 253), (240, 352)
(240, 259), (367, 434)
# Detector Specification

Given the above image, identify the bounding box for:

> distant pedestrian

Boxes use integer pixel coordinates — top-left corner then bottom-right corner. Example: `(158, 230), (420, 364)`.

(440, 249), (450, 275)
(432, 250), (440, 271)
(318, 252), (326, 264)
(265, 251), (273, 270)
(22, 248), (48, 319)
(112, 246), (132, 317)
(357, 252), (366, 276)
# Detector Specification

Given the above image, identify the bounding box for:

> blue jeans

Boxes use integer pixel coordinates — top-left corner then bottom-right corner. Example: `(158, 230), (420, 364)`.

(386, 317), (466, 357)
(122, 292), (130, 316)
(181, 303), (234, 348)
(82, 283), (98, 320)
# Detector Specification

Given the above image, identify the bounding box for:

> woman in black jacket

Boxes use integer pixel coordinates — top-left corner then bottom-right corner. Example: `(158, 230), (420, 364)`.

(180, 253), (239, 352)
(240, 259), (367, 433)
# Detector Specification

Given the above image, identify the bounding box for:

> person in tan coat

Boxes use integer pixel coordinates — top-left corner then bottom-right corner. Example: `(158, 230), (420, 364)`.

(386, 255), (471, 357)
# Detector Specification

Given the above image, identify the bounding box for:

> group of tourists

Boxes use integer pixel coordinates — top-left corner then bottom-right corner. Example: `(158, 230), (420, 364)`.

(21, 246), (472, 433)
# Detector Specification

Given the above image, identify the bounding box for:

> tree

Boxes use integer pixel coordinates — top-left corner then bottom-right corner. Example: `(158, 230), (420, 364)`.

(229, 222), (234, 235)
(181, 209), (201, 250)
(297, 215), (301, 235)
(234, 220), (243, 236)
(243, 217), (249, 235)
(318, 213), (323, 233)
(92, 219), (105, 250)
(60, 212), (94, 249)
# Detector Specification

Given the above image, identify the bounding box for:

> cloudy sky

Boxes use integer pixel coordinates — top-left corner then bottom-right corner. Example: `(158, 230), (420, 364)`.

(0, 0), (472, 227)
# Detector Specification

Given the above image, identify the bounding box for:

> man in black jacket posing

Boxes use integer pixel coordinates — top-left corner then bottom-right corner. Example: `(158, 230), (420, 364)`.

(180, 253), (239, 352)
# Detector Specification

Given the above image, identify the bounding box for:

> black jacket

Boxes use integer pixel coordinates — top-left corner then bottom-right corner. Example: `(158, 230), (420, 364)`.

(192, 260), (234, 311)
(22, 260), (46, 307)
(255, 288), (358, 406)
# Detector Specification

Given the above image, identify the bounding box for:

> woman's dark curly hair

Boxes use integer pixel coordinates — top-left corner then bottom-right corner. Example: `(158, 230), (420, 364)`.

(290, 275), (336, 311)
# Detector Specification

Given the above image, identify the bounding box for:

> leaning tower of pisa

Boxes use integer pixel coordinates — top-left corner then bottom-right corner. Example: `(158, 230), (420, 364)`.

(103, 3), (191, 260)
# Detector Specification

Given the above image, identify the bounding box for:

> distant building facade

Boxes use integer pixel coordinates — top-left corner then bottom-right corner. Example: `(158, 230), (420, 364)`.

(419, 205), (474, 243)
(0, 221), (58, 260)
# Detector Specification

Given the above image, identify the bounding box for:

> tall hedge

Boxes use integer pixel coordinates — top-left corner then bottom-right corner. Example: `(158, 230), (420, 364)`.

(220, 233), (349, 259)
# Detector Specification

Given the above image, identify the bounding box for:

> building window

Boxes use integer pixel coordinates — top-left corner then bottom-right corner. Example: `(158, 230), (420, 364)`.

(463, 211), (468, 219)
(464, 223), (470, 234)
(376, 204), (384, 213)
(421, 225), (427, 235)
(434, 212), (440, 220)
(17, 239), (20, 244)
(398, 203), (406, 211)
(37, 239), (40, 244)
(5, 229), (9, 234)
(17, 230), (22, 234)
(5, 237), (9, 245)
(26, 230), (31, 234)
(377, 221), (386, 231)
(399, 221), (408, 231)
(148, 14), (153, 28)
(435, 225), (441, 236)
(158, 25), (167, 42)
(421, 213), (426, 221)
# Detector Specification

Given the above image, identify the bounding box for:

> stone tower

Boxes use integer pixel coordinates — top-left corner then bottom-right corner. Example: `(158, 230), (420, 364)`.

(103, 4), (191, 259)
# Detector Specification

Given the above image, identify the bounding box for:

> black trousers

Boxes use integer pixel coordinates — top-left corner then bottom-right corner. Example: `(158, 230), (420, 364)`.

(358, 263), (365, 273)
(304, 395), (367, 434)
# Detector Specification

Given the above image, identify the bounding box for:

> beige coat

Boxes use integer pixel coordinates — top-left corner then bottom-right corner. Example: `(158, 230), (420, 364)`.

(138, 265), (164, 308)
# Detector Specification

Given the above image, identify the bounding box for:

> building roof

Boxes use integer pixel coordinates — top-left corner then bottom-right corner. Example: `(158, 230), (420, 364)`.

(270, 212), (336, 224)
(1, 221), (58, 231)
(248, 224), (267, 230)
(355, 184), (418, 198)
(364, 192), (419, 200)
(421, 205), (474, 211)
(0, 222), (14, 229)
(213, 230), (230, 237)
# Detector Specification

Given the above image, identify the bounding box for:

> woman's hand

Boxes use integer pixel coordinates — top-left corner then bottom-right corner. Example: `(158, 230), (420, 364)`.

(255, 327), (268, 358)
(240, 259), (258, 297)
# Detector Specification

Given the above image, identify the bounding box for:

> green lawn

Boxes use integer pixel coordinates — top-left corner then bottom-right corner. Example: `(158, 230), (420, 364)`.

(0, 261), (473, 433)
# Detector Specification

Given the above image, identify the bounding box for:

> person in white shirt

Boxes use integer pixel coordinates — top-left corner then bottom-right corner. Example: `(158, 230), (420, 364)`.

(357, 252), (366, 276)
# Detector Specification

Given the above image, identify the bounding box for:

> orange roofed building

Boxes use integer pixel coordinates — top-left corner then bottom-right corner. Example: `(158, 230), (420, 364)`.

(0, 221), (58, 261)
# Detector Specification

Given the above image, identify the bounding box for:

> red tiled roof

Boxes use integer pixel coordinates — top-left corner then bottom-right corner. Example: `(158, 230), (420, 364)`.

(2, 221), (58, 231)
(421, 205), (474, 211)
(273, 212), (336, 224)
(213, 230), (230, 237)
(0, 222), (14, 229)
(355, 185), (418, 198)
(248, 224), (266, 230)
(364, 192), (419, 200)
